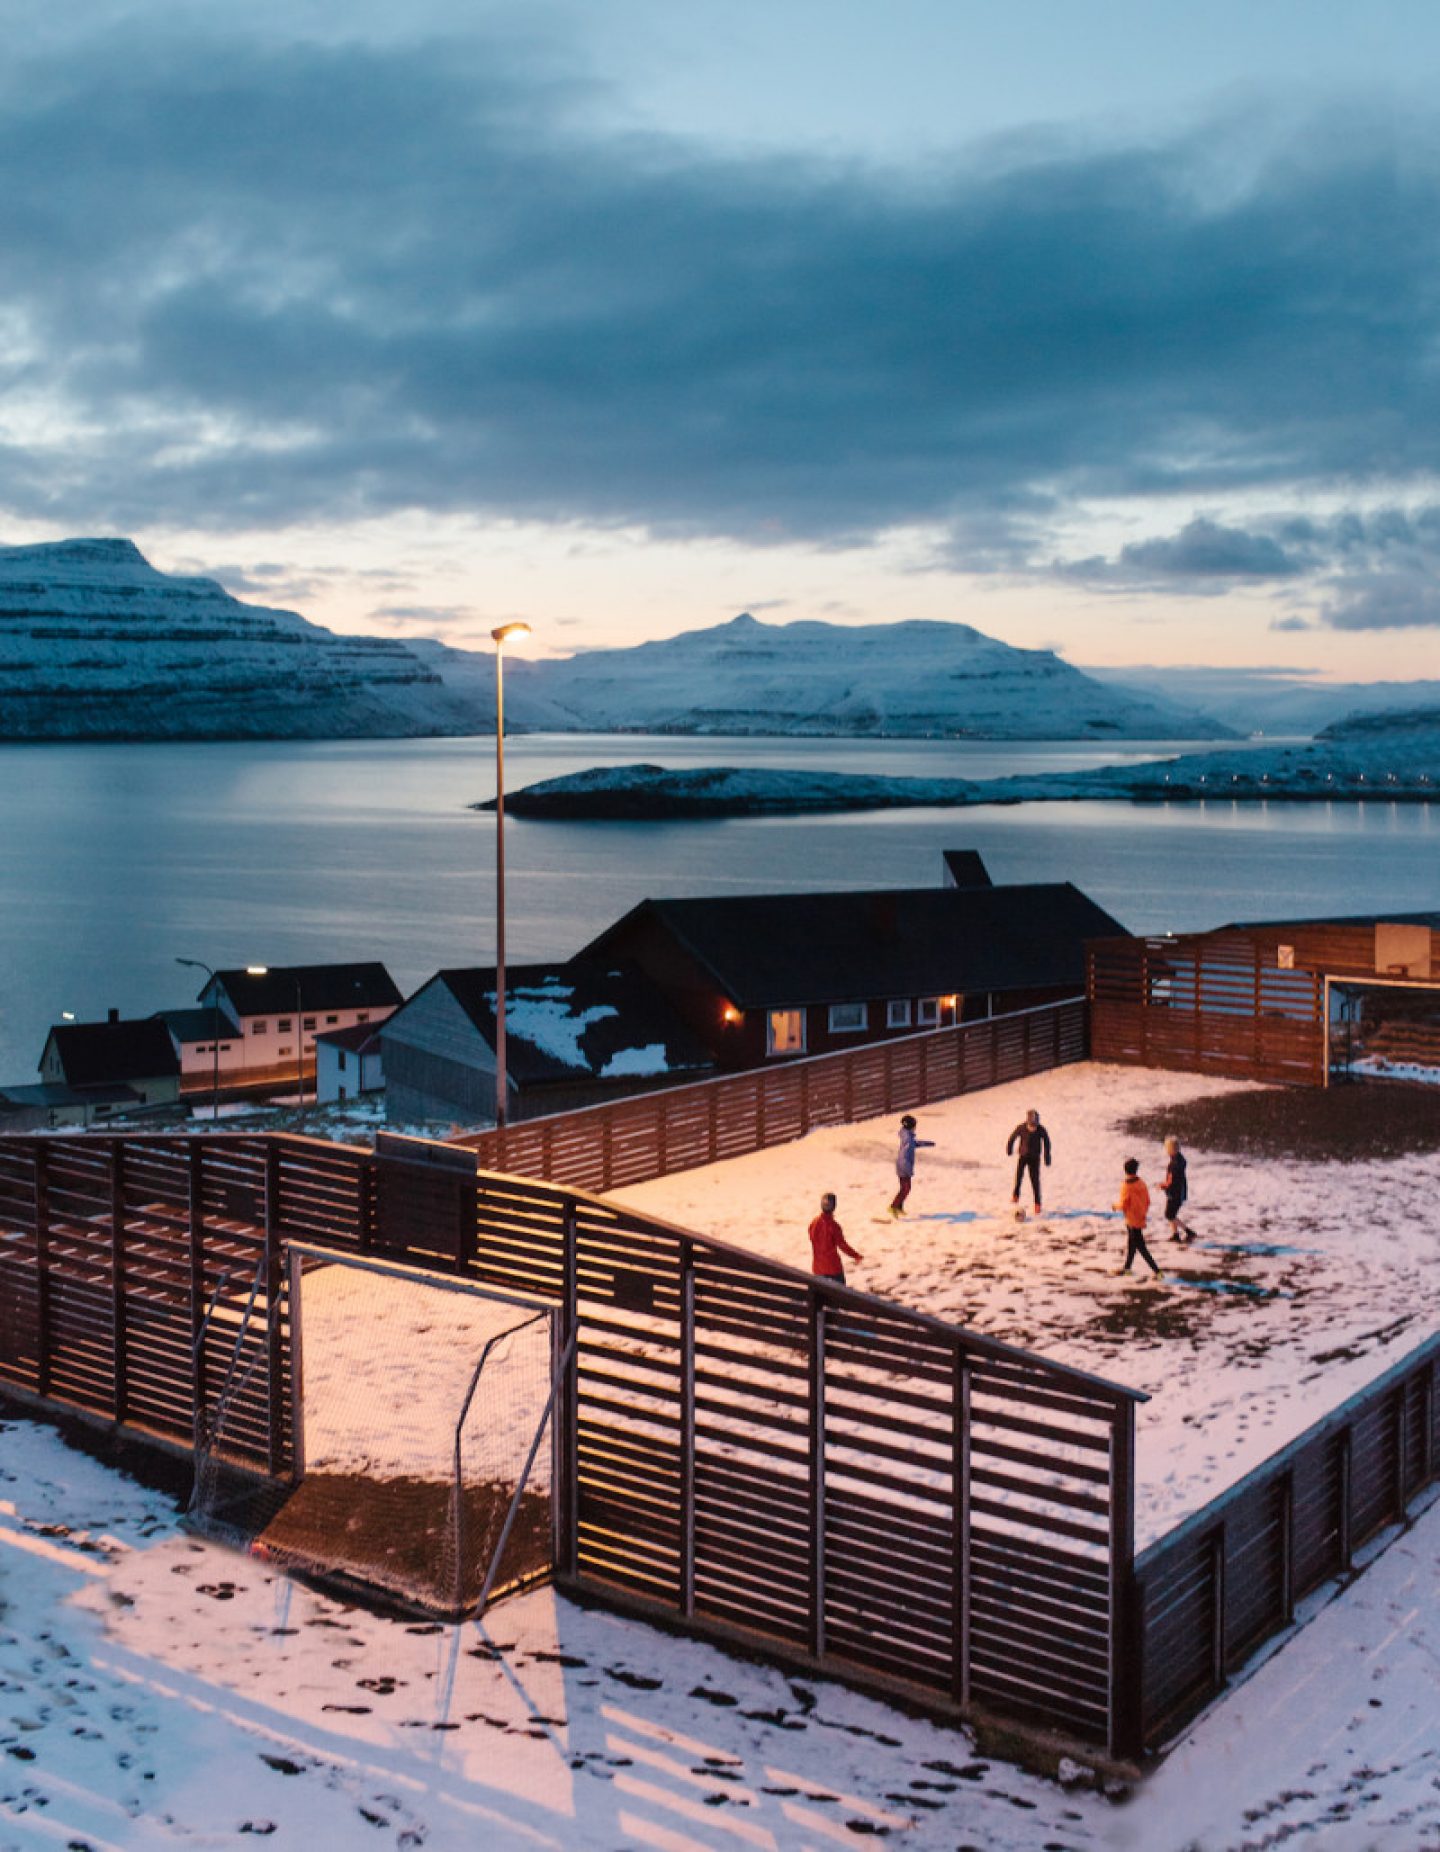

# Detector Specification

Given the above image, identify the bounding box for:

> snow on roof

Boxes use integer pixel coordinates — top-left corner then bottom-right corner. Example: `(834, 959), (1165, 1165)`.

(400, 961), (716, 1087)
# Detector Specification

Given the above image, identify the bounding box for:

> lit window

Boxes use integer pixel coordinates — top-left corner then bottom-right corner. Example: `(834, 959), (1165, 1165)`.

(828, 1002), (867, 1034)
(887, 1000), (912, 1028)
(279, 1046), (292, 1057)
(767, 1009), (806, 1056)
(917, 998), (940, 1026)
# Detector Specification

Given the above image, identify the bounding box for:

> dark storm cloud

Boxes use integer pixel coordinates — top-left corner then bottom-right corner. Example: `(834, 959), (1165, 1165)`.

(1064, 506), (1440, 625)
(6, 28), (1440, 555)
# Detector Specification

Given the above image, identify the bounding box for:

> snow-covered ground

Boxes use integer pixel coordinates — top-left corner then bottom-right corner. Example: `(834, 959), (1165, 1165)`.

(615, 1065), (1440, 1543)
(3, 1415), (1439, 1851)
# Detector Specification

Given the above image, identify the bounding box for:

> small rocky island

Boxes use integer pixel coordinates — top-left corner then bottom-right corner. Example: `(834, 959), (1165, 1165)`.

(482, 711), (1439, 819)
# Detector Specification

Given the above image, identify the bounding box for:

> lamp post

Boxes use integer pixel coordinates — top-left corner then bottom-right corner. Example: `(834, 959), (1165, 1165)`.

(491, 621), (531, 1131)
(244, 965), (305, 1115)
(175, 957), (221, 1124)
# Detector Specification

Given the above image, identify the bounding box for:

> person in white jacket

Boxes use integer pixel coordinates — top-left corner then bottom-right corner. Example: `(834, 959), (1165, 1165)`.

(889, 1114), (935, 1217)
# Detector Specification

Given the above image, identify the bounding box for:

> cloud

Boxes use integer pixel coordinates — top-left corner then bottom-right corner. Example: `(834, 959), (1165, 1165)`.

(5, 28), (1440, 563)
(1321, 574), (1440, 629)
(1269, 613), (1313, 631)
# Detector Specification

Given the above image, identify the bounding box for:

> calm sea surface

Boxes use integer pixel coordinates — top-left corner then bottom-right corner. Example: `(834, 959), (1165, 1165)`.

(1, 733), (1435, 1086)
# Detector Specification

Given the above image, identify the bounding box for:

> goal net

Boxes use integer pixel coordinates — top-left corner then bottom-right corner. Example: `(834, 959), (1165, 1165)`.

(191, 1248), (560, 1618)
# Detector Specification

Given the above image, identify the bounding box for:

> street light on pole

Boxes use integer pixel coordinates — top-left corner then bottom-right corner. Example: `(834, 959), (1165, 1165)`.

(244, 965), (305, 1115)
(490, 621), (531, 1132)
(175, 957), (221, 1124)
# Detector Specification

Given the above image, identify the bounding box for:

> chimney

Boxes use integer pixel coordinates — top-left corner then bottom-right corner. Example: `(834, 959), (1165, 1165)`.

(108, 1008), (120, 1024)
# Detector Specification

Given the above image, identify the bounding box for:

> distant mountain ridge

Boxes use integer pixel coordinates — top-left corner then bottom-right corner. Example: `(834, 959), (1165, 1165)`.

(0, 541), (1235, 742)
(514, 611), (1237, 740)
(0, 538), (478, 740)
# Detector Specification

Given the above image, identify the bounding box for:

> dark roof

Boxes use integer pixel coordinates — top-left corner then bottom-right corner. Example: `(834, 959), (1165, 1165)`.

(392, 960), (717, 1088)
(208, 963), (402, 1016)
(585, 884), (1127, 1009)
(45, 1019), (180, 1088)
(315, 1023), (384, 1054)
(942, 849), (993, 889)
(154, 1007), (234, 1044)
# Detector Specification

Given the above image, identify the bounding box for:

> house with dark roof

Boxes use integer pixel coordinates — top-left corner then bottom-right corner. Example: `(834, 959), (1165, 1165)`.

(380, 961), (717, 1128)
(38, 1011), (181, 1109)
(578, 851), (1127, 1069)
(186, 962), (403, 1093)
(315, 1023), (386, 1105)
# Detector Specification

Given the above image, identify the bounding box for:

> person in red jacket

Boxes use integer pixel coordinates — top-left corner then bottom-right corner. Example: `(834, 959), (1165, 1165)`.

(1113, 1157), (1163, 1280)
(809, 1192), (862, 1286)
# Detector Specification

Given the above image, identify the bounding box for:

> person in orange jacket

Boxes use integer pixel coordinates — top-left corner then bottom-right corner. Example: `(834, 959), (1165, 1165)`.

(1114, 1157), (1164, 1280)
(809, 1192), (862, 1286)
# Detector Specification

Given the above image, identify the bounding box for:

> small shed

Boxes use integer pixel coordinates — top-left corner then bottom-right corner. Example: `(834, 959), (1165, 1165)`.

(315, 1023), (386, 1104)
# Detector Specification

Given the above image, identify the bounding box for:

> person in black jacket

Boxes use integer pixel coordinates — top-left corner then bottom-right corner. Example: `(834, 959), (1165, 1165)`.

(1006, 1108), (1051, 1211)
(1162, 1135), (1193, 1242)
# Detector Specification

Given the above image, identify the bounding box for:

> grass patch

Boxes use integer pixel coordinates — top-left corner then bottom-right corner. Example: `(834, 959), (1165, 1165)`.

(1121, 1081), (1440, 1163)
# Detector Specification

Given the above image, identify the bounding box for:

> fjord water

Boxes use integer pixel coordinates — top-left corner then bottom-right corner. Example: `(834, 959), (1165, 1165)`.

(0, 733), (1434, 1087)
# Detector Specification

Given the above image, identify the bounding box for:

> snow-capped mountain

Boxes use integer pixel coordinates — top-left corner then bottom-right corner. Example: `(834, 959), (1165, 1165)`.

(519, 612), (1235, 739)
(0, 544), (1233, 742)
(0, 538), (484, 740)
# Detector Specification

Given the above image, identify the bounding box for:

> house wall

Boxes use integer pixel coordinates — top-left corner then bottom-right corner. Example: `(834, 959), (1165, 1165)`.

(196, 983), (395, 1089)
(316, 1042), (385, 1105)
(381, 982), (502, 1127)
(591, 913), (1078, 1071)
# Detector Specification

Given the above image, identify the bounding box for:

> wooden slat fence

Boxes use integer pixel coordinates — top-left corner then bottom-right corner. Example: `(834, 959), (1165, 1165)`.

(449, 995), (1087, 1190)
(0, 1123), (1142, 1757)
(1131, 1333), (1440, 1750)
(1089, 935), (1324, 1085)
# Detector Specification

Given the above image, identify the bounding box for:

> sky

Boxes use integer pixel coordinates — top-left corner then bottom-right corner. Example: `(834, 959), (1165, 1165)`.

(4, 1), (1440, 678)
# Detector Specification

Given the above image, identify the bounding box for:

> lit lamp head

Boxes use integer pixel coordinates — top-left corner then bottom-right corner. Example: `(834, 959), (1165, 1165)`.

(491, 622), (531, 648)
(246, 965), (268, 977)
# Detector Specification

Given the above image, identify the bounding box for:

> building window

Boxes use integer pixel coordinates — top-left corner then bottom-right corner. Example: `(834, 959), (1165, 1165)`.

(219, 1043), (232, 1053)
(828, 1002), (867, 1034)
(279, 1045), (292, 1057)
(251, 1021), (267, 1035)
(356, 1012), (370, 1023)
(303, 1016), (316, 1031)
(325, 1014), (338, 1025)
(767, 1009), (806, 1056)
(887, 1000), (912, 1028)
(917, 997), (940, 1026)
(277, 1017), (292, 1032)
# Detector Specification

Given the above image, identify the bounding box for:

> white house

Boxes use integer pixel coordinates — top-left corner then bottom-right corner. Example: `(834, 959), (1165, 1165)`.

(178, 962), (403, 1094)
(315, 1023), (385, 1104)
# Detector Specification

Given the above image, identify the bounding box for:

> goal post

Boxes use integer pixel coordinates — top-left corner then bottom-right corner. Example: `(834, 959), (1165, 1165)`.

(193, 1241), (565, 1618)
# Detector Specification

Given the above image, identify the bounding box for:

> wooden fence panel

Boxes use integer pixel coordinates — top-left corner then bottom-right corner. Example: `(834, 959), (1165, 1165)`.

(1133, 1339), (1440, 1751)
(0, 1122), (1141, 1757)
(457, 998), (1087, 1192)
(1089, 936), (1325, 1085)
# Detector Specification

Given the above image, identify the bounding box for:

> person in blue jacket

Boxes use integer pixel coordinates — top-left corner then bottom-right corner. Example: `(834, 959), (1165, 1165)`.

(889, 1115), (935, 1217)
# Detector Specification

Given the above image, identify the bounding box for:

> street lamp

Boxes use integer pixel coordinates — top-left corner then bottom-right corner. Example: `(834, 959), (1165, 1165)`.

(175, 957), (221, 1124)
(244, 965), (305, 1115)
(491, 621), (531, 1132)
